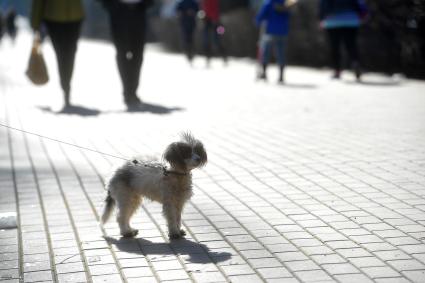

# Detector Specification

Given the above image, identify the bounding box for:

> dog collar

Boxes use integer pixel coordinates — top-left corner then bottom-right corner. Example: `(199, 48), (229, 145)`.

(163, 167), (189, 177)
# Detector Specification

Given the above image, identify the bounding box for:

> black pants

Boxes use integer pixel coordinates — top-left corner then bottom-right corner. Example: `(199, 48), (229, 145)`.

(203, 19), (226, 61)
(45, 21), (81, 98)
(326, 27), (359, 72)
(180, 16), (197, 61)
(107, 2), (147, 102)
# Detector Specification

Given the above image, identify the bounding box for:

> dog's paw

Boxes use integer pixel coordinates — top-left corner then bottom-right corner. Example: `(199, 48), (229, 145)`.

(169, 232), (182, 240)
(122, 229), (139, 238)
(180, 229), (187, 237)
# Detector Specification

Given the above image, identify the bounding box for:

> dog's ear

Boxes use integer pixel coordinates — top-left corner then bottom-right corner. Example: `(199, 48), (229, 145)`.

(194, 141), (207, 167)
(163, 142), (186, 169)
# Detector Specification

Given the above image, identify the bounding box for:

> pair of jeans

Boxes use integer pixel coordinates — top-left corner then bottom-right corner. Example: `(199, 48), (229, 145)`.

(259, 34), (286, 67)
(107, 2), (147, 102)
(45, 20), (81, 98)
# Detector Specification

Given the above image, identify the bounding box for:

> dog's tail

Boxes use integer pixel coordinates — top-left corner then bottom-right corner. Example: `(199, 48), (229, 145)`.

(101, 191), (115, 224)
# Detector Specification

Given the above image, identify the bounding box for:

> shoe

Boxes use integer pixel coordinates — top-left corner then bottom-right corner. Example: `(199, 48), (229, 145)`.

(332, 71), (341, 79)
(125, 99), (145, 112)
(278, 77), (285, 84)
(353, 62), (361, 82)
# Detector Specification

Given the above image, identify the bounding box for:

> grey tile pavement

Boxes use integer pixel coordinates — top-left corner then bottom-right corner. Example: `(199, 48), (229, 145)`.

(1, 31), (425, 282)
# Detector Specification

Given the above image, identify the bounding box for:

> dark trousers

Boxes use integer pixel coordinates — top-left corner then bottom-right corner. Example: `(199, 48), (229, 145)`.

(180, 16), (196, 61)
(203, 19), (226, 61)
(326, 27), (359, 72)
(45, 21), (81, 100)
(108, 2), (147, 102)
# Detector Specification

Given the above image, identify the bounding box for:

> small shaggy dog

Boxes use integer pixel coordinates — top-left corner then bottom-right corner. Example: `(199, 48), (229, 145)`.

(101, 133), (207, 239)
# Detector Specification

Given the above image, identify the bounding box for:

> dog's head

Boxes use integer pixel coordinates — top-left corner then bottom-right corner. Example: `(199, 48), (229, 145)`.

(163, 133), (207, 171)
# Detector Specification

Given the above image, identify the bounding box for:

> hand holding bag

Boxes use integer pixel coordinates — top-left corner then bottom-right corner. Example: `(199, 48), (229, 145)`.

(26, 33), (49, 85)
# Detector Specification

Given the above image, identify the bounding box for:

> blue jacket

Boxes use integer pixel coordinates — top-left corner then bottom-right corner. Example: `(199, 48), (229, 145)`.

(256, 0), (290, 36)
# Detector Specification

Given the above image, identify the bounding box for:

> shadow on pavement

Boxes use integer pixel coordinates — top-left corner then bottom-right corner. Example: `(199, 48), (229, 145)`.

(104, 236), (232, 264)
(39, 105), (101, 116)
(344, 79), (402, 87)
(125, 102), (184, 115)
(280, 83), (318, 89)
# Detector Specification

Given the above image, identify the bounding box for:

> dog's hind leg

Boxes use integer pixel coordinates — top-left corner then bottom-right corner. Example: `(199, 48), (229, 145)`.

(116, 194), (140, 238)
(163, 203), (181, 239)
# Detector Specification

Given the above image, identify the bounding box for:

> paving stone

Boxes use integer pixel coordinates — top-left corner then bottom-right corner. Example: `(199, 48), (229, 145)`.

(228, 274), (264, 283)
(23, 271), (53, 282)
(220, 264), (256, 276)
(401, 270), (425, 283)
(334, 273), (374, 283)
(294, 270), (333, 282)
(91, 274), (123, 283)
(190, 271), (227, 282)
(361, 266), (402, 278)
(121, 267), (154, 278)
(311, 254), (347, 265)
(321, 263), (359, 275)
(388, 259), (425, 271)
(347, 256), (386, 268)
(285, 260), (321, 272)
(257, 267), (293, 278)
(56, 272), (87, 283)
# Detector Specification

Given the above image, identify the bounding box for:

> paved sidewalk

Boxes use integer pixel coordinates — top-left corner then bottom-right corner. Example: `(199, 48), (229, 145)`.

(1, 31), (425, 283)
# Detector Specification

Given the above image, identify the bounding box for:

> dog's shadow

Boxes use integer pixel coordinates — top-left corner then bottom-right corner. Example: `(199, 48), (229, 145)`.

(104, 236), (232, 264)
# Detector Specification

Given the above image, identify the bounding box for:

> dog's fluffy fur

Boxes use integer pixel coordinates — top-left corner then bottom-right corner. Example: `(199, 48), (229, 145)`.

(101, 133), (207, 239)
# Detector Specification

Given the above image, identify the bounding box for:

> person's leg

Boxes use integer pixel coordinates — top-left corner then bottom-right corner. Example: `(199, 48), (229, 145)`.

(342, 27), (361, 80)
(274, 36), (286, 83)
(212, 22), (227, 63)
(203, 19), (212, 65)
(125, 6), (146, 103)
(259, 34), (272, 80)
(108, 3), (141, 106)
(45, 21), (82, 107)
(327, 28), (342, 78)
(181, 17), (195, 63)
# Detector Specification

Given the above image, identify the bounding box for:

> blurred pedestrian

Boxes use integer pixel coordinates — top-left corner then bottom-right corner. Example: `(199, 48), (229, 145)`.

(6, 8), (17, 43)
(31, 0), (84, 109)
(0, 11), (4, 43)
(176, 0), (199, 65)
(99, 0), (153, 111)
(319, 0), (368, 81)
(200, 0), (227, 66)
(256, 0), (294, 84)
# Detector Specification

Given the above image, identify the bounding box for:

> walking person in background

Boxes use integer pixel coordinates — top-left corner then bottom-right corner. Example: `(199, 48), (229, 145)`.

(31, 0), (84, 110)
(256, 0), (294, 84)
(99, 0), (153, 111)
(6, 8), (17, 43)
(200, 0), (227, 66)
(319, 0), (368, 81)
(176, 0), (199, 65)
(0, 11), (4, 44)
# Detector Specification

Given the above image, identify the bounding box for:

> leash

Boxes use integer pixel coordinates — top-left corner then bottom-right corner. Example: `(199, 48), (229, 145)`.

(0, 122), (130, 162)
(0, 122), (188, 176)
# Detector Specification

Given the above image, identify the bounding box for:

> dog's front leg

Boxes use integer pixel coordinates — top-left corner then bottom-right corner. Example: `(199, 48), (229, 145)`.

(163, 203), (181, 239)
(176, 203), (186, 237)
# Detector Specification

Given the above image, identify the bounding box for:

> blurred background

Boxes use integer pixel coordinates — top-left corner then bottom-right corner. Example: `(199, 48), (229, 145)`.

(1, 0), (424, 79)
